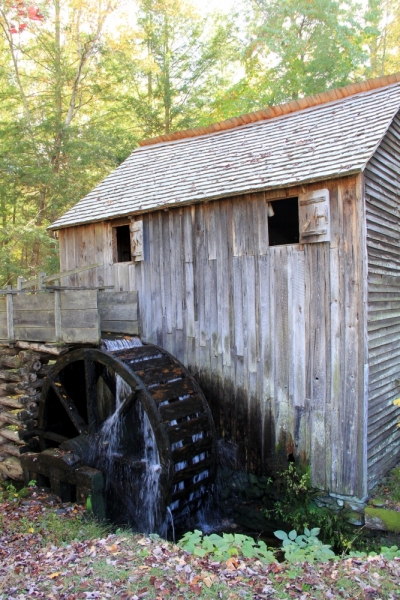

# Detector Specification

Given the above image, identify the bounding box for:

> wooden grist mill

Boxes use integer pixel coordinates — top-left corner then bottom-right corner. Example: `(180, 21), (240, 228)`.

(0, 267), (217, 533)
(2, 74), (400, 530)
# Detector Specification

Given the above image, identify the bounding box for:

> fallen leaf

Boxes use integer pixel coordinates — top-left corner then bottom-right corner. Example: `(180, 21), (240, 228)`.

(226, 557), (239, 571)
(49, 572), (61, 579)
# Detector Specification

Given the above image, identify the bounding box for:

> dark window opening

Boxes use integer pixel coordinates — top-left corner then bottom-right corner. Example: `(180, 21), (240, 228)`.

(268, 197), (299, 246)
(116, 225), (131, 262)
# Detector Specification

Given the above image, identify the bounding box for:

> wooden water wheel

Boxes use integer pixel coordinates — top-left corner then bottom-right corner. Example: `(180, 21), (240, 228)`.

(21, 343), (217, 532)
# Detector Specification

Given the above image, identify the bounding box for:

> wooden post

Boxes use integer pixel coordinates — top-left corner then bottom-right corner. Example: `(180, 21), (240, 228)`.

(17, 277), (25, 291)
(113, 263), (119, 291)
(38, 272), (46, 291)
(6, 286), (14, 344)
(54, 280), (61, 342)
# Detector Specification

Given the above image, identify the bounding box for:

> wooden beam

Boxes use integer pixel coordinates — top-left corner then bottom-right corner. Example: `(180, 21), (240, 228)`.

(20, 262), (104, 289)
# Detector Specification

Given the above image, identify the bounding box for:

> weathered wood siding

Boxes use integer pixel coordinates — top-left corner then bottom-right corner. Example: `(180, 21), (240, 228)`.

(365, 112), (400, 491)
(58, 175), (367, 497)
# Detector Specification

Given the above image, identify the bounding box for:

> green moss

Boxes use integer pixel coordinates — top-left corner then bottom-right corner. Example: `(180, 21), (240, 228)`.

(365, 507), (400, 533)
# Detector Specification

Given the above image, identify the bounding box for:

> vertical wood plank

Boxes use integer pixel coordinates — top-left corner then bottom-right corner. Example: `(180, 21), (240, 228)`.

(168, 212), (177, 331)
(258, 254), (272, 468)
(217, 201), (231, 366)
(161, 211), (172, 334)
(195, 204), (207, 347)
(257, 192), (269, 255)
(233, 257), (244, 356)
(273, 247), (290, 457)
(6, 287), (14, 342)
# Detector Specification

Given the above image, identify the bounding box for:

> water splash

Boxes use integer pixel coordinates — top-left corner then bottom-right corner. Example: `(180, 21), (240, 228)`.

(135, 403), (162, 532)
(89, 371), (162, 533)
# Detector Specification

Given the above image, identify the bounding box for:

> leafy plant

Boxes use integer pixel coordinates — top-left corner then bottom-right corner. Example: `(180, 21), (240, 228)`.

(0, 481), (18, 502)
(274, 527), (336, 563)
(86, 495), (93, 514)
(349, 545), (400, 560)
(264, 464), (361, 554)
(178, 529), (275, 563)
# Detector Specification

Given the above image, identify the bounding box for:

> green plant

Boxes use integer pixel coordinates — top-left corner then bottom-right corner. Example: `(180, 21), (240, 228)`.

(28, 479), (37, 487)
(264, 464), (361, 554)
(274, 527), (336, 563)
(86, 495), (93, 514)
(349, 545), (400, 560)
(0, 481), (17, 501)
(178, 529), (275, 563)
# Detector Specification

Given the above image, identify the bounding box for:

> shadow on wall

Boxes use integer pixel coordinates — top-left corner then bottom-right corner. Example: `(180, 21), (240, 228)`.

(197, 372), (309, 477)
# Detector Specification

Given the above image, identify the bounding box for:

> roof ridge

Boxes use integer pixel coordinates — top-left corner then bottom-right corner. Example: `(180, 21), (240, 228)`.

(138, 72), (400, 148)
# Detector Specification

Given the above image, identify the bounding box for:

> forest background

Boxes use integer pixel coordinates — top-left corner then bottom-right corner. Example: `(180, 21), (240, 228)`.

(0, 0), (399, 286)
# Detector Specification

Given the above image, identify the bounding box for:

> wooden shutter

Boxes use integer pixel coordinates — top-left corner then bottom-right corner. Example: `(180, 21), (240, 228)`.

(298, 189), (330, 243)
(130, 220), (143, 261)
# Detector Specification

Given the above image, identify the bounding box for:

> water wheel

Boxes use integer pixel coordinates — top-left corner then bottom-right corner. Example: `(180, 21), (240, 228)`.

(21, 342), (217, 533)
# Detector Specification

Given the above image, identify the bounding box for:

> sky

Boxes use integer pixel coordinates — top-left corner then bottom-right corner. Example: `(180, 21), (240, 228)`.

(192, 0), (238, 14)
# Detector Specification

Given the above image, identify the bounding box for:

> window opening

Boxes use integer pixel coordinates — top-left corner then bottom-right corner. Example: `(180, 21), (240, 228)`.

(267, 197), (299, 246)
(115, 225), (131, 262)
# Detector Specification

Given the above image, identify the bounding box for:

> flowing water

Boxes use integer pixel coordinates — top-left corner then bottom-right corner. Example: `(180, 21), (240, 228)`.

(89, 336), (163, 533)
(88, 336), (211, 535)
(101, 336), (143, 351)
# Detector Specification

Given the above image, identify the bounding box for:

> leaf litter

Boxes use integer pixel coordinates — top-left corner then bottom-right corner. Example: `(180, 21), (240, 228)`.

(1, 488), (400, 599)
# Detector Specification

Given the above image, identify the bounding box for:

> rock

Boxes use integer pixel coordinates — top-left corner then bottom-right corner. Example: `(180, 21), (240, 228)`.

(365, 507), (400, 533)
(365, 513), (387, 531)
(342, 510), (365, 526)
(312, 496), (342, 513)
(344, 500), (366, 513)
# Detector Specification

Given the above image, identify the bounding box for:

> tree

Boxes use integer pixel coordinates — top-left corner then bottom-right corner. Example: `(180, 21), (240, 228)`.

(363, 0), (400, 78)
(244, 0), (367, 105)
(0, 0), (121, 282)
(98, 0), (236, 139)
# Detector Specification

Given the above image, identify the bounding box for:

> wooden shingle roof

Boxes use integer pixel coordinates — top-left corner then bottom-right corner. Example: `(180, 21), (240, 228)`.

(50, 74), (400, 230)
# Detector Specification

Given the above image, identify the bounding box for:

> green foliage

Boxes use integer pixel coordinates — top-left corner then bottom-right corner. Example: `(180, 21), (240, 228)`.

(264, 464), (360, 554)
(274, 527), (336, 562)
(178, 529), (275, 563)
(349, 545), (400, 559)
(86, 494), (93, 514)
(385, 465), (400, 501)
(0, 481), (17, 501)
(246, 0), (366, 104)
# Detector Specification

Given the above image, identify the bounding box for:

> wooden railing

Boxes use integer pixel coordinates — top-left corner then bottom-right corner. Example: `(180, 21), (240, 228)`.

(0, 264), (139, 345)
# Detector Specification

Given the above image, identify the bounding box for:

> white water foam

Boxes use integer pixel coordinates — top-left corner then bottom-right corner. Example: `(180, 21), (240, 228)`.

(90, 366), (162, 533)
(102, 336), (143, 351)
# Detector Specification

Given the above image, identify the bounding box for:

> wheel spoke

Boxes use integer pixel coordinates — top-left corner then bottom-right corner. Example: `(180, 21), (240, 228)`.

(48, 374), (88, 435)
(84, 353), (100, 433)
(119, 390), (140, 417)
(100, 368), (116, 397)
